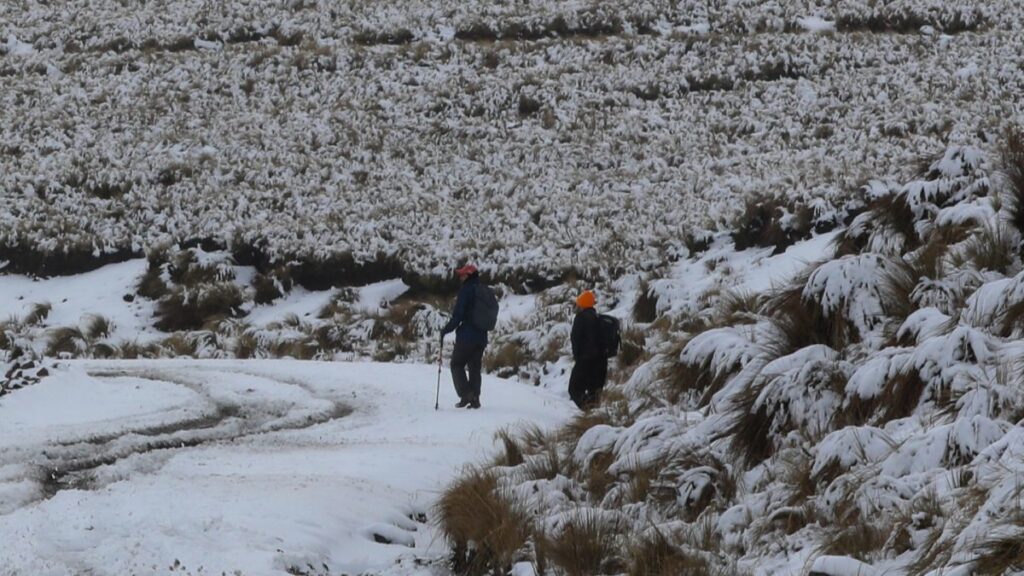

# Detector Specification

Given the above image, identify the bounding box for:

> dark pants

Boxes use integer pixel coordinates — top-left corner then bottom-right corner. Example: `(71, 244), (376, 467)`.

(451, 340), (486, 401)
(569, 358), (608, 409)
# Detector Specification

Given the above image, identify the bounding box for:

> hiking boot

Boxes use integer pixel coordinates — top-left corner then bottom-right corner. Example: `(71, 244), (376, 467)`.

(468, 398), (481, 409)
(455, 398), (471, 408)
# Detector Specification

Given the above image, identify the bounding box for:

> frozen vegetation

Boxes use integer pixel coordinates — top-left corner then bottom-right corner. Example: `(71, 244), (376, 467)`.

(5, 0), (1024, 575)
(1, 0), (1022, 283)
(431, 142), (1024, 575)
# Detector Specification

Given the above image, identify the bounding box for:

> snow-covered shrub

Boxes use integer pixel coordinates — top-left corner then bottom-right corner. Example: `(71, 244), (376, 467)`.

(431, 135), (1024, 575)
(835, 188), (920, 257)
(669, 326), (760, 408)
(963, 270), (1024, 337)
(961, 222), (1020, 276)
(731, 193), (815, 254)
(801, 254), (905, 344)
(728, 345), (850, 465)
(970, 514), (1024, 575)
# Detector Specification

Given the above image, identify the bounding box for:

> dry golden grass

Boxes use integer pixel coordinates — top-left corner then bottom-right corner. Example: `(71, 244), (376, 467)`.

(560, 409), (613, 444)
(437, 466), (530, 576)
(45, 326), (86, 357)
(155, 284), (244, 332)
(907, 481), (987, 573)
(493, 428), (526, 467)
(23, 302), (52, 326)
(775, 449), (817, 507)
(252, 265), (293, 305)
(822, 523), (891, 562)
(662, 351), (734, 409)
(233, 331), (260, 359)
(521, 443), (563, 482)
(632, 280), (659, 323)
(136, 259), (169, 299)
(876, 366), (933, 422)
(584, 451), (616, 502)
(0, 321), (14, 351)
(484, 338), (530, 379)
(626, 531), (710, 576)
(539, 510), (624, 576)
(160, 333), (201, 357)
(910, 223), (972, 282)
(116, 340), (161, 359)
(83, 314), (114, 341)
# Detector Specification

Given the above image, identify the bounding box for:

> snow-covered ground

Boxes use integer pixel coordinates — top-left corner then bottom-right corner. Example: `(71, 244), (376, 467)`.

(0, 260), (159, 344)
(0, 360), (573, 576)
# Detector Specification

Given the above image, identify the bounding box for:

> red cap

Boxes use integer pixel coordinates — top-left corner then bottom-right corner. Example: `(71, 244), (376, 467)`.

(456, 264), (478, 278)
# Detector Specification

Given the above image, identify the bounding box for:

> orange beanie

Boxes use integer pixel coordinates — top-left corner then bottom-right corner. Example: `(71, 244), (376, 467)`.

(576, 290), (596, 309)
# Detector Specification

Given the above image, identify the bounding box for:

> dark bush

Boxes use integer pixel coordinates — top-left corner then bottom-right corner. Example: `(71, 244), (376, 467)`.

(155, 284), (245, 332)
(632, 282), (659, 323)
(731, 194), (813, 254)
(353, 28), (415, 45)
(253, 266), (294, 305)
(518, 95), (543, 117)
(1002, 129), (1024, 237)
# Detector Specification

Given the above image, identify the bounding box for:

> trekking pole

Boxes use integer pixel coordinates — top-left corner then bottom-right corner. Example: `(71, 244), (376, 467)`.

(435, 337), (443, 411)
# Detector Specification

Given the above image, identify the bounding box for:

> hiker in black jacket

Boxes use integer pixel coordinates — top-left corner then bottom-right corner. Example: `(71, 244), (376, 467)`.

(440, 264), (488, 409)
(569, 290), (607, 410)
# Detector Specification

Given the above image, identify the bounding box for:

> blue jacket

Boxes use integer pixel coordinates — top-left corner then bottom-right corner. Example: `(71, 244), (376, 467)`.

(441, 275), (488, 345)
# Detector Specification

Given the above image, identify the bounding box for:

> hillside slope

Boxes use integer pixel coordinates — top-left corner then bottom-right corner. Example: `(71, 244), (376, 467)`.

(436, 142), (1024, 575)
(2, 0), (1023, 283)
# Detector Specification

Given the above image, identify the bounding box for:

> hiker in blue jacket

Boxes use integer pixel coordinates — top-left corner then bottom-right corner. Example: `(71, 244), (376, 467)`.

(440, 264), (488, 409)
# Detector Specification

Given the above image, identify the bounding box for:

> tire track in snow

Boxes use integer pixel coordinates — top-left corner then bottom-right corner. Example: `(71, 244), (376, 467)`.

(5, 366), (353, 514)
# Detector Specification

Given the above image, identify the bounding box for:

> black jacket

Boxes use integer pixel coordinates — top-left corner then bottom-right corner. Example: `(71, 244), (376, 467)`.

(441, 275), (488, 345)
(571, 308), (602, 361)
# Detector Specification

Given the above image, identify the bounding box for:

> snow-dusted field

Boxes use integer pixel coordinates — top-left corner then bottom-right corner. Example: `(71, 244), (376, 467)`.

(3, 1), (1023, 280)
(0, 360), (573, 576)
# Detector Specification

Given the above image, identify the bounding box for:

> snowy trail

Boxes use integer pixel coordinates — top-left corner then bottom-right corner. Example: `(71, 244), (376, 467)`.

(0, 360), (574, 576)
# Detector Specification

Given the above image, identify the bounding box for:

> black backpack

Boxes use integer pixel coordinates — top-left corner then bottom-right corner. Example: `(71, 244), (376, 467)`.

(470, 284), (500, 331)
(597, 314), (621, 358)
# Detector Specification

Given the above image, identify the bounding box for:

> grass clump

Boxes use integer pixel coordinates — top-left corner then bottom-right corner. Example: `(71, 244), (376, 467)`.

(632, 281), (659, 323)
(24, 302), (52, 326)
(437, 467), (530, 576)
(155, 284), (245, 332)
(539, 510), (624, 576)
(731, 194), (813, 254)
(970, 516), (1024, 574)
(1001, 129), (1024, 235)
(485, 338), (530, 379)
(963, 222), (1019, 275)
(252, 265), (294, 305)
(45, 326), (86, 357)
(848, 368), (927, 425)
(83, 314), (114, 340)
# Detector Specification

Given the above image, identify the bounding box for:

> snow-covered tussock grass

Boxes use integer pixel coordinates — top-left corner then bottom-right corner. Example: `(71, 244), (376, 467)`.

(439, 138), (1024, 575)
(3, 1), (1023, 282)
